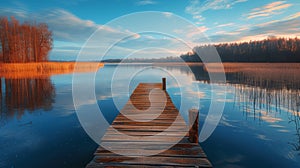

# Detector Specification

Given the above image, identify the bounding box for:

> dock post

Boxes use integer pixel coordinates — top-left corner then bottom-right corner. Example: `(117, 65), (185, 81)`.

(162, 78), (166, 90)
(189, 109), (199, 143)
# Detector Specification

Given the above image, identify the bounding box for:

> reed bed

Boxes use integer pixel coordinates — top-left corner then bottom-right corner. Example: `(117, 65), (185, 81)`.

(0, 62), (103, 78)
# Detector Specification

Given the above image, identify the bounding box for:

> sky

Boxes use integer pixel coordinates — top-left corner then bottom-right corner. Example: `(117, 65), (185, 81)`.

(0, 0), (300, 60)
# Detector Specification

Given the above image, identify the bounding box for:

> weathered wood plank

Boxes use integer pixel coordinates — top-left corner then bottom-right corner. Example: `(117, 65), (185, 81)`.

(87, 163), (190, 168)
(92, 156), (212, 167)
(104, 131), (188, 136)
(94, 150), (207, 158)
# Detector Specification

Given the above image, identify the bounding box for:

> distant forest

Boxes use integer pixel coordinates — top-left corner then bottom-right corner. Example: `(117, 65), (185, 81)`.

(0, 16), (52, 63)
(180, 37), (300, 62)
(101, 57), (182, 63)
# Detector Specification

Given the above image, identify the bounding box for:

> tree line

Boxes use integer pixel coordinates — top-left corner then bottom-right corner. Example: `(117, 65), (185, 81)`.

(0, 16), (52, 63)
(101, 56), (182, 63)
(180, 37), (300, 62)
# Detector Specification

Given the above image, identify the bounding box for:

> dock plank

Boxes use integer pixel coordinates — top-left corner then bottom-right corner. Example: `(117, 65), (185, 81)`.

(86, 83), (212, 167)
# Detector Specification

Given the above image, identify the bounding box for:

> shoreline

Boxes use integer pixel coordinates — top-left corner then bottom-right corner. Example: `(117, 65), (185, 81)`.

(1, 61), (300, 78)
(0, 62), (104, 78)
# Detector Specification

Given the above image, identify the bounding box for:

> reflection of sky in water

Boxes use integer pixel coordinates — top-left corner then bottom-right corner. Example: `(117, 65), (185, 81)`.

(95, 64), (203, 122)
(205, 84), (300, 167)
(95, 64), (300, 167)
(0, 84), (97, 167)
(0, 64), (300, 167)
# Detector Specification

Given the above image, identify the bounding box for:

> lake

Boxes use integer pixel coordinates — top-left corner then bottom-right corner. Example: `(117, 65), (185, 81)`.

(1, 63), (300, 168)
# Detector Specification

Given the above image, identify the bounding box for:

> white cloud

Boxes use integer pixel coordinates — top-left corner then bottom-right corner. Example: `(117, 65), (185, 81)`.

(215, 30), (240, 36)
(284, 12), (300, 20)
(186, 26), (209, 38)
(246, 1), (292, 19)
(193, 15), (205, 24)
(185, 0), (247, 25)
(0, 7), (27, 18)
(185, 0), (247, 15)
(216, 22), (235, 28)
(207, 11), (300, 43)
(173, 25), (209, 46)
(0, 8), (100, 42)
(136, 0), (157, 6)
(0, 7), (211, 58)
(45, 9), (100, 42)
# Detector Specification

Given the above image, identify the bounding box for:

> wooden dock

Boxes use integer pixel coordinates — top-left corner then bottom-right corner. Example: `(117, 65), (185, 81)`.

(87, 80), (212, 167)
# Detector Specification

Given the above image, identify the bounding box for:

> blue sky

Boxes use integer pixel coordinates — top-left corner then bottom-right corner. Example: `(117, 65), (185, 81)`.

(0, 0), (300, 60)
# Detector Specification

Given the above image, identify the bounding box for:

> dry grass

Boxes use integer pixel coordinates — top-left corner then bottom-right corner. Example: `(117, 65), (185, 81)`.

(204, 63), (300, 84)
(0, 62), (104, 78)
(204, 62), (300, 72)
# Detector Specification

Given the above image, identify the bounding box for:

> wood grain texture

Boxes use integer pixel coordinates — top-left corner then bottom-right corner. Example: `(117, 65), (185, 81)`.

(86, 83), (212, 168)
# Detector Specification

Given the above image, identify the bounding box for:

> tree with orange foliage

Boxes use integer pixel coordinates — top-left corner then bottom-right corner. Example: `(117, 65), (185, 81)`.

(0, 16), (52, 63)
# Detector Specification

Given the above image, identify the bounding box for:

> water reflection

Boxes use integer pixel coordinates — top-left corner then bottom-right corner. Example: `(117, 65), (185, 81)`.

(1, 63), (300, 167)
(214, 64), (300, 157)
(232, 72), (300, 154)
(0, 78), (2, 120)
(1, 64), (300, 131)
(289, 111), (300, 155)
(114, 63), (300, 116)
(0, 77), (55, 123)
(230, 65), (300, 116)
(234, 80), (300, 116)
(0, 64), (101, 126)
(159, 63), (300, 157)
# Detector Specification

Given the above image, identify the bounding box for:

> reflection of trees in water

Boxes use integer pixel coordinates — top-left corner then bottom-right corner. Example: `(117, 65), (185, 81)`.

(148, 64), (300, 115)
(183, 63), (300, 117)
(232, 71), (300, 155)
(233, 70), (300, 116)
(234, 84), (300, 115)
(180, 63), (300, 154)
(0, 77), (55, 122)
(131, 63), (300, 154)
(229, 66), (300, 118)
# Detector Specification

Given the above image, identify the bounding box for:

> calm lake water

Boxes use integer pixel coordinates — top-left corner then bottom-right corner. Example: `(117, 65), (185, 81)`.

(1, 63), (300, 168)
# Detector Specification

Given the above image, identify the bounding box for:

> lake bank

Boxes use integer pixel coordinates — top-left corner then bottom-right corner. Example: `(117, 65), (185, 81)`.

(1, 61), (299, 78)
(203, 62), (300, 73)
(0, 62), (103, 78)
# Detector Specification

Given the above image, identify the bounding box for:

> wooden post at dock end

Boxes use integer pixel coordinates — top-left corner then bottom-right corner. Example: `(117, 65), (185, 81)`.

(189, 109), (199, 143)
(162, 78), (166, 91)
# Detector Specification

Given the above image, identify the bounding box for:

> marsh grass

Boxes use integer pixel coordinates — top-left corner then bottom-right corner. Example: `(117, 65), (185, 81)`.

(0, 62), (103, 78)
(228, 64), (300, 154)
